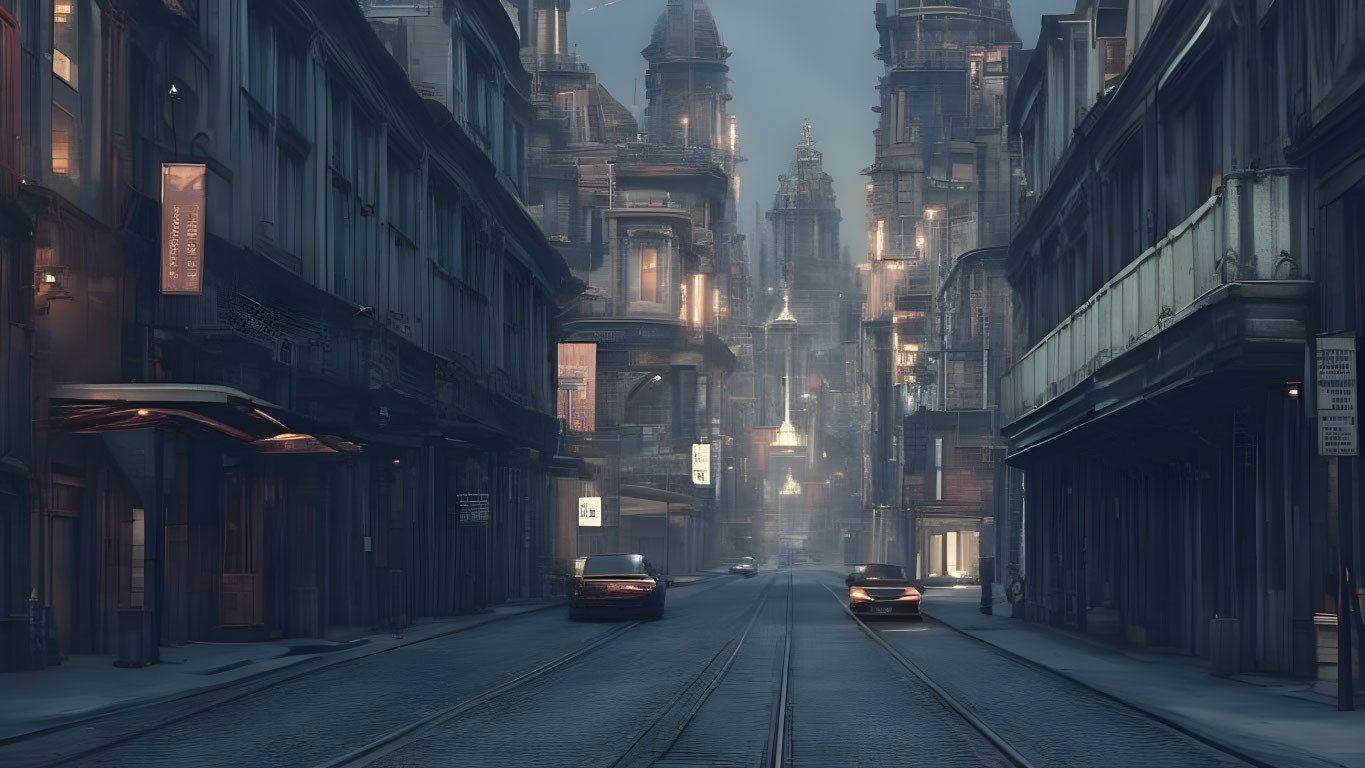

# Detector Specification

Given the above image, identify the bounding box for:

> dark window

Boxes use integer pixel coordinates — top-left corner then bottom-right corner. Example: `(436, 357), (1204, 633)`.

(859, 564), (908, 581)
(0, 8), (17, 191)
(583, 554), (646, 576)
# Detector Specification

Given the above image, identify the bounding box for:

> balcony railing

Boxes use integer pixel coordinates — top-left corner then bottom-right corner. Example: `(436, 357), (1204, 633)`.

(1001, 173), (1299, 424)
(893, 49), (968, 70)
(617, 144), (730, 172)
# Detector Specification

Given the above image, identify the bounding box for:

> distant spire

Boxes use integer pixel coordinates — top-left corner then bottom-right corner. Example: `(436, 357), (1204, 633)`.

(775, 292), (797, 324)
(800, 118), (815, 149)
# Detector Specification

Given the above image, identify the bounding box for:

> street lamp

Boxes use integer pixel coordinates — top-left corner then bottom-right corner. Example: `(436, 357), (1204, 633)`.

(779, 468), (802, 565)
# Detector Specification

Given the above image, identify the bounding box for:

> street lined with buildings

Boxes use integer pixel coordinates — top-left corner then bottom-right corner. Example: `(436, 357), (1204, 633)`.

(0, 568), (1297, 768)
(2, 0), (1365, 762)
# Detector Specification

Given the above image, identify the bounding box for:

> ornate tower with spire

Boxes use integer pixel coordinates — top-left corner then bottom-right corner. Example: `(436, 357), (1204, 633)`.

(766, 120), (844, 299)
(642, 0), (731, 147)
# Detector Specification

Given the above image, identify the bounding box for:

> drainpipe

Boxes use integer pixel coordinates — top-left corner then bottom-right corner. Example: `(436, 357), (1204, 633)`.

(1338, 456), (1355, 711)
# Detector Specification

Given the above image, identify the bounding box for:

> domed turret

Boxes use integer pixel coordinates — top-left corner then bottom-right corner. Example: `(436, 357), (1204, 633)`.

(644, 0), (727, 62)
(641, 0), (731, 147)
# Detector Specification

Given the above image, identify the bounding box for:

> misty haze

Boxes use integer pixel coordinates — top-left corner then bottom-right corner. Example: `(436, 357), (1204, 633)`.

(0, 1), (1362, 767)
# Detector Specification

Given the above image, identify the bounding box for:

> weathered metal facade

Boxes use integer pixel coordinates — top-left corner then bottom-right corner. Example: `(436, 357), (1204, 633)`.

(1003, 0), (1365, 683)
(3, 0), (574, 671)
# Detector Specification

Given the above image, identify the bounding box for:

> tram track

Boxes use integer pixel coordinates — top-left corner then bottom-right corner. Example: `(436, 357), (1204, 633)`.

(821, 582), (1035, 768)
(310, 571), (786, 768)
(14, 576), (741, 768)
(611, 569), (790, 768)
(313, 620), (643, 768)
(915, 606), (1267, 768)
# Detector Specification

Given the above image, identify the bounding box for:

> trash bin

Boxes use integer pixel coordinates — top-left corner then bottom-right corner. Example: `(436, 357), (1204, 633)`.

(1209, 617), (1241, 676)
(979, 556), (995, 615)
(116, 609), (156, 668)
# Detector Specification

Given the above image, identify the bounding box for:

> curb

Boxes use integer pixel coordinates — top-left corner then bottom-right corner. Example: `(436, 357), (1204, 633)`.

(922, 609), (1339, 768)
(0, 598), (566, 749)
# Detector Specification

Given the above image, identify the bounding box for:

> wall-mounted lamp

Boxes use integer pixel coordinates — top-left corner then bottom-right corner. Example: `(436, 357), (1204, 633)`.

(1286, 382), (1302, 401)
(392, 459), (402, 467)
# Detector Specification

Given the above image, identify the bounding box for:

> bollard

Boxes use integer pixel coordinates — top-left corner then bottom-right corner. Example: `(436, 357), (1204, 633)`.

(979, 556), (995, 615)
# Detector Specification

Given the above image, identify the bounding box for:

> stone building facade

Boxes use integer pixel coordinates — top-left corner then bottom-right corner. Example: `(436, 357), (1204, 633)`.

(528, 0), (750, 575)
(860, 0), (1020, 575)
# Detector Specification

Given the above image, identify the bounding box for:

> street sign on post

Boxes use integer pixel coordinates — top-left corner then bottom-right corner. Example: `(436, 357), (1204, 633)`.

(1317, 335), (1357, 456)
(692, 443), (710, 486)
(578, 496), (602, 527)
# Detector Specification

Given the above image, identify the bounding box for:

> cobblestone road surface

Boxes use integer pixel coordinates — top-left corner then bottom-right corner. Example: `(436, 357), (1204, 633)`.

(0, 569), (1258, 768)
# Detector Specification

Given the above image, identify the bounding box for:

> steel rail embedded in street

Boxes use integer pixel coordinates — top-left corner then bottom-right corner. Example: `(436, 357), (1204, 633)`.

(768, 567), (794, 768)
(14, 576), (739, 768)
(821, 583), (1035, 768)
(312, 621), (642, 768)
(609, 571), (789, 768)
(918, 609), (1271, 768)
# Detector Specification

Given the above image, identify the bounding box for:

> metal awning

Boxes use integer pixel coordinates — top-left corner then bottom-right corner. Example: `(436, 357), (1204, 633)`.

(49, 384), (361, 455)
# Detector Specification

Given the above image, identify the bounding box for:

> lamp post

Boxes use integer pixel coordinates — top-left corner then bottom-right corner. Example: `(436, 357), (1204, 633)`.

(779, 468), (802, 565)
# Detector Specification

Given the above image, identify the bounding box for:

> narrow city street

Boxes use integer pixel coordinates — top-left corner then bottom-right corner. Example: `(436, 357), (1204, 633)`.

(1, 568), (1254, 768)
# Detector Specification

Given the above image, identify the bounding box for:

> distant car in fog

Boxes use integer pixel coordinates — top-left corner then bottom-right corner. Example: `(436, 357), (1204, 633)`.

(569, 554), (666, 621)
(730, 556), (758, 576)
(847, 563), (921, 619)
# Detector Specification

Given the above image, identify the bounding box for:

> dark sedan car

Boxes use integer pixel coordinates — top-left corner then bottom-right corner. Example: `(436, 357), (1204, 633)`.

(847, 563), (922, 619)
(570, 554), (666, 621)
(730, 556), (758, 576)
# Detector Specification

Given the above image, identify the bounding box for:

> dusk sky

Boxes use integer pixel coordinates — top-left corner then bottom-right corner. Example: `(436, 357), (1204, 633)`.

(566, 0), (1075, 254)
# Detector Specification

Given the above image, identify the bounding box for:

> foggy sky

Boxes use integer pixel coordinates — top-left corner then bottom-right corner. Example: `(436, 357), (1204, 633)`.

(566, 0), (1074, 256)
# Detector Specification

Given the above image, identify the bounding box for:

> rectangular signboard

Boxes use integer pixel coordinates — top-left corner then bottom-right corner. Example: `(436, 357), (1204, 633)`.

(1317, 335), (1358, 456)
(692, 443), (710, 486)
(458, 493), (489, 524)
(578, 496), (602, 527)
(557, 343), (597, 433)
(161, 163), (206, 294)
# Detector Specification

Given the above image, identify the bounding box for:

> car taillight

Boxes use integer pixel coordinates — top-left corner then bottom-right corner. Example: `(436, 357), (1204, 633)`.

(849, 587), (873, 602)
(898, 593), (920, 602)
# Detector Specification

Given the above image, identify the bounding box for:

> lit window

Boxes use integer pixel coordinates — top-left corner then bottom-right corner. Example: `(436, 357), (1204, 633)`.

(640, 248), (658, 303)
(52, 105), (77, 180)
(53, 1), (77, 87)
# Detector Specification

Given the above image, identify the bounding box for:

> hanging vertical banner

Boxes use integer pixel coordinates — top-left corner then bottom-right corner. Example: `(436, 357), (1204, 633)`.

(578, 496), (602, 528)
(1317, 335), (1358, 456)
(692, 443), (711, 486)
(161, 163), (206, 294)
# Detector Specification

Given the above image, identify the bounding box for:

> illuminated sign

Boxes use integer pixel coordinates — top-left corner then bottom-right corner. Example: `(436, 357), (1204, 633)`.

(160, 163), (206, 294)
(692, 443), (710, 486)
(578, 496), (602, 527)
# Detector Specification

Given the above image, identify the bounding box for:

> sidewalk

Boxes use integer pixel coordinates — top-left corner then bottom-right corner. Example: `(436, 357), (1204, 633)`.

(925, 587), (1365, 768)
(0, 597), (564, 745)
(672, 566), (734, 585)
